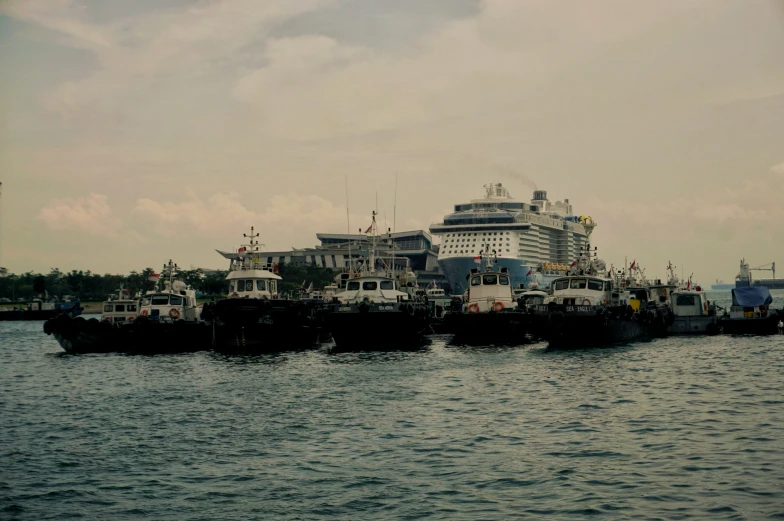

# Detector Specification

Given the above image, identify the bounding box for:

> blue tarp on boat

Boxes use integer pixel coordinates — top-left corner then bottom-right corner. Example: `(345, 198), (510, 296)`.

(731, 286), (773, 307)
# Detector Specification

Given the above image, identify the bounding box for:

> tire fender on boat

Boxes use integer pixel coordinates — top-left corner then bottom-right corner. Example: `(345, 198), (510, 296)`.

(406, 303), (416, 316)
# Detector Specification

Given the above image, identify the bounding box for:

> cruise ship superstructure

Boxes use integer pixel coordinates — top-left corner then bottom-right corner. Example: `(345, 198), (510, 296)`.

(429, 183), (596, 294)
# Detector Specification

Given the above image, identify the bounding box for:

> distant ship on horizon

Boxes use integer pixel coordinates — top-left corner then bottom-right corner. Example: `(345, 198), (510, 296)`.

(712, 259), (783, 290)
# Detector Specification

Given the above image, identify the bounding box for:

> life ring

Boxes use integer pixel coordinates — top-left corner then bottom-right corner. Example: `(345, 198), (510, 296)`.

(467, 303), (480, 313)
(127, 316), (134, 322)
(582, 299), (591, 306)
(140, 309), (149, 316)
(169, 308), (181, 319)
(493, 302), (504, 312)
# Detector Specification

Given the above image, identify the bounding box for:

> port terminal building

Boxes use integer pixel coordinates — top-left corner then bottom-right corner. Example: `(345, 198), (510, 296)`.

(217, 230), (450, 290)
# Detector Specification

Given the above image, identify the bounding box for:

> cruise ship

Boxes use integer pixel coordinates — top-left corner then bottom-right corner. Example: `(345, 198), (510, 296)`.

(429, 183), (596, 295)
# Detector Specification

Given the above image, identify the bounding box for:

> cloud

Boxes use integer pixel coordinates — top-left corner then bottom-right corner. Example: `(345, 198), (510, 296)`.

(133, 191), (365, 247)
(37, 193), (120, 237)
(772, 161), (784, 176)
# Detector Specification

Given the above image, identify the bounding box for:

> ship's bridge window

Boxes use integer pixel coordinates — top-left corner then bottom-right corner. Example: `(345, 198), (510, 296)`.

(115, 304), (125, 312)
(229, 281), (235, 292)
(347, 281), (360, 291)
(104, 304), (113, 313)
(554, 279), (569, 291)
(587, 279), (603, 291)
(470, 276), (481, 286)
(170, 295), (183, 306)
(570, 279), (587, 289)
(363, 281), (378, 290)
(499, 275), (510, 285)
(482, 275), (498, 285)
(676, 294), (698, 306)
(235, 279), (245, 291)
(604, 281), (613, 291)
(245, 281), (253, 292)
(256, 280), (267, 291)
(380, 281), (394, 290)
(151, 295), (169, 305)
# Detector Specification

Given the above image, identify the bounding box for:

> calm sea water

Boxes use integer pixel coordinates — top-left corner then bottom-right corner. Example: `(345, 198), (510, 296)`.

(2, 291), (783, 520)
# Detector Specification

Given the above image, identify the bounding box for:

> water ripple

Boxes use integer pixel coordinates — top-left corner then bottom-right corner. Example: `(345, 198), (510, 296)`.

(2, 310), (784, 520)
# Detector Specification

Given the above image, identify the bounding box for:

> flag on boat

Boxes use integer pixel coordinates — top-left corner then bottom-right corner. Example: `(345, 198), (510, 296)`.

(238, 247), (246, 253)
(686, 280), (691, 290)
(473, 256), (481, 264)
(570, 259), (578, 267)
(364, 224), (373, 233)
(148, 273), (160, 282)
(526, 268), (532, 276)
(630, 260), (637, 270)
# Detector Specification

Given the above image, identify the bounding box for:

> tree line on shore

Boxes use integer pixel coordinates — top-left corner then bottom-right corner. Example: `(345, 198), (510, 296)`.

(0, 264), (337, 301)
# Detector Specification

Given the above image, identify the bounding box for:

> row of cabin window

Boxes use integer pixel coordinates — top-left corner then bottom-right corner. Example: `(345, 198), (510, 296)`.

(346, 280), (396, 291)
(141, 295), (185, 306)
(229, 280), (277, 292)
(470, 274), (510, 286)
(553, 279), (610, 291)
(104, 303), (138, 313)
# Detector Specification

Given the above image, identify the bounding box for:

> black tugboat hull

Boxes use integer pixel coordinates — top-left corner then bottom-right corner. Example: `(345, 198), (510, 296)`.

(204, 299), (324, 352)
(719, 313), (781, 335)
(326, 303), (429, 350)
(536, 303), (673, 349)
(442, 311), (535, 344)
(543, 314), (652, 349)
(44, 315), (211, 354)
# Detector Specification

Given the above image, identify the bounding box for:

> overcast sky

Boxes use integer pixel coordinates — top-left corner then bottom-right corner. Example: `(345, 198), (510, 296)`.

(1, 0), (783, 283)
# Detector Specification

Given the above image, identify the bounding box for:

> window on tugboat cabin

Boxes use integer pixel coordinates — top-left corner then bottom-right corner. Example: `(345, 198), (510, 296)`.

(604, 281), (613, 292)
(245, 281), (253, 292)
(256, 280), (267, 291)
(128, 304), (137, 312)
(676, 294), (698, 306)
(170, 295), (183, 306)
(235, 280), (244, 292)
(229, 281), (235, 292)
(554, 279), (569, 291)
(380, 281), (394, 290)
(471, 276), (481, 286)
(363, 281), (378, 290)
(151, 295), (169, 305)
(499, 275), (510, 285)
(115, 304), (125, 312)
(104, 304), (113, 312)
(570, 279), (587, 289)
(482, 275), (498, 285)
(587, 279), (603, 291)
(347, 281), (360, 291)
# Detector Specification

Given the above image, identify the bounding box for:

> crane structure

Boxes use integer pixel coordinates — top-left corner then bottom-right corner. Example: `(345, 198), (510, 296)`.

(750, 262), (776, 280)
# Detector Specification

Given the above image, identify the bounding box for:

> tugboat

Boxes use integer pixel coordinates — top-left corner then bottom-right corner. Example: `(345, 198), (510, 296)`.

(648, 263), (719, 335)
(441, 246), (529, 343)
(101, 287), (140, 325)
(719, 286), (781, 335)
(137, 261), (202, 323)
(325, 212), (430, 350)
(44, 261), (211, 354)
(200, 227), (325, 351)
(534, 246), (670, 349)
